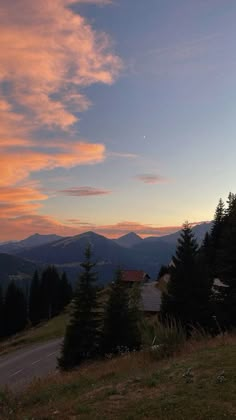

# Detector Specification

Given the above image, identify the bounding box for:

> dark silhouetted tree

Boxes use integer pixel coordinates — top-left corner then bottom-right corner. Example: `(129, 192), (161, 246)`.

(4, 282), (27, 336)
(161, 222), (211, 332)
(216, 194), (236, 328)
(157, 265), (170, 280)
(102, 268), (141, 355)
(29, 270), (41, 326)
(58, 246), (100, 370)
(40, 266), (61, 320)
(0, 286), (3, 338)
(59, 272), (73, 312)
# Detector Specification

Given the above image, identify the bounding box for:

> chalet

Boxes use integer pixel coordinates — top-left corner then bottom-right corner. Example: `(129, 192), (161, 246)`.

(121, 270), (150, 285)
(141, 282), (162, 315)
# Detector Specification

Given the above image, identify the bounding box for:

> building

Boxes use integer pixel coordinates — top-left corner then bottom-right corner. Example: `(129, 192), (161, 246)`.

(141, 282), (162, 315)
(121, 270), (150, 285)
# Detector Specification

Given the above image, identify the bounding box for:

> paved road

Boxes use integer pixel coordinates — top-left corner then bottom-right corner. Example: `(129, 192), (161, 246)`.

(0, 338), (62, 390)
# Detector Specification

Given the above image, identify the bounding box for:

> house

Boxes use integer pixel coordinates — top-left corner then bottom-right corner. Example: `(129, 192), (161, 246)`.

(121, 270), (150, 285)
(141, 282), (162, 315)
(121, 270), (161, 314)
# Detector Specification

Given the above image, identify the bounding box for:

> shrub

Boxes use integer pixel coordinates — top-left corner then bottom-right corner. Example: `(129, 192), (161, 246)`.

(141, 317), (186, 359)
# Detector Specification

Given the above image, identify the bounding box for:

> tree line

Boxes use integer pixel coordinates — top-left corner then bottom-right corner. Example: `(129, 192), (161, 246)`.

(0, 266), (72, 339)
(59, 192), (236, 370)
(161, 192), (236, 333)
(58, 247), (141, 370)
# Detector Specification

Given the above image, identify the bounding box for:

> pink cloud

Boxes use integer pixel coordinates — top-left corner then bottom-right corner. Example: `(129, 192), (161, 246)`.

(0, 0), (122, 132)
(0, 0), (124, 242)
(0, 142), (106, 186)
(58, 187), (112, 196)
(135, 174), (169, 184)
(0, 216), (183, 242)
(65, 220), (182, 237)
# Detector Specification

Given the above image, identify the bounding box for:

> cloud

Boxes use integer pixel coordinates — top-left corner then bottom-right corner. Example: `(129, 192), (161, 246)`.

(135, 174), (169, 184)
(58, 186), (111, 196)
(108, 152), (139, 159)
(0, 0), (122, 132)
(0, 215), (77, 242)
(65, 220), (182, 237)
(0, 216), (183, 242)
(0, 185), (47, 218)
(133, 33), (221, 79)
(0, 0), (124, 242)
(0, 142), (106, 186)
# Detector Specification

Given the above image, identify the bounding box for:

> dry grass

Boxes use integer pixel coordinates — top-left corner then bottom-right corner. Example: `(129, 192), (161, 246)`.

(1, 333), (236, 420)
(0, 312), (69, 356)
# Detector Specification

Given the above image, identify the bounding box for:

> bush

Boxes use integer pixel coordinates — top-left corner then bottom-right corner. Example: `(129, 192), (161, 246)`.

(141, 317), (186, 359)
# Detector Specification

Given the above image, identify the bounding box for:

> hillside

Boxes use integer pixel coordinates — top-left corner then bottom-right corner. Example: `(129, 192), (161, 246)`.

(144, 222), (212, 245)
(0, 234), (62, 254)
(0, 253), (38, 289)
(14, 231), (170, 282)
(1, 334), (236, 419)
(0, 224), (211, 285)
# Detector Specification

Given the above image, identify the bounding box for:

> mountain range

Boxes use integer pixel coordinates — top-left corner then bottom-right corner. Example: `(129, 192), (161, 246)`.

(0, 222), (211, 286)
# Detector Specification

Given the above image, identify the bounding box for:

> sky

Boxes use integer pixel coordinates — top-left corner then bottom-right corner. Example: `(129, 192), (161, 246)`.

(1, 0), (236, 241)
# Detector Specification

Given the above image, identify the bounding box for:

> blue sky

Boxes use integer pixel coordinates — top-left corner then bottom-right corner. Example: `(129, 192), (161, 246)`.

(1, 0), (236, 239)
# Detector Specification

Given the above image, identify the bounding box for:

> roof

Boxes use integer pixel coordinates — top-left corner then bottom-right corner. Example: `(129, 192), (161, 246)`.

(121, 270), (149, 283)
(141, 282), (162, 312)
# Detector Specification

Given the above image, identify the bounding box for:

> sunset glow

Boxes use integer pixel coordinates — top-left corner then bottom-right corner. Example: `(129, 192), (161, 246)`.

(1, 0), (235, 241)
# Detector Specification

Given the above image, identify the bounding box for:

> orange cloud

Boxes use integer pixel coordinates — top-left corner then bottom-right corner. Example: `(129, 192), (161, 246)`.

(0, 0), (122, 131)
(135, 174), (169, 184)
(0, 185), (48, 218)
(0, 216), (183, 242)
(65, 220), (182, 238)
(0, 215), (77, 242)
(58, 187), (112, 196)
(0, 186), (47, 203)
(0, 0), (123, 242)
(0, 142), (105, 186)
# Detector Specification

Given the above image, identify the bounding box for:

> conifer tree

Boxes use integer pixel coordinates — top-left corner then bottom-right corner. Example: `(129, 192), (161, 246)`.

(157, 265), (170, 280)
(216, 194), (236, 328)
(4, 282), (27, 336)
(102, 269), (141, 355)
(29, 270), (41, 325)
(40, 266), (61, 319)
(59, 272), (73, 312)
(207, 198), (225, 276)
(0, 286), (3, 338)
(58, 246), (100, 370)
(161, 222), (211, 331)
(225, 192), (236, 216)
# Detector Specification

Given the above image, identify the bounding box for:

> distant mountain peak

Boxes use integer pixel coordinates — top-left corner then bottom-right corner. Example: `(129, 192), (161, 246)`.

(114, 232), (143, 248)
(123, 232), (141, 238)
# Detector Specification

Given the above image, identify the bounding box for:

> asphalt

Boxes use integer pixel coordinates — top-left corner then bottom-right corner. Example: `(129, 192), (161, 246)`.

(0, 338), (62, 391)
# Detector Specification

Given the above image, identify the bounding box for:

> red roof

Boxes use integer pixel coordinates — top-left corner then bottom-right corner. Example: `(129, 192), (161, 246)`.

(121, 270), (148, 283)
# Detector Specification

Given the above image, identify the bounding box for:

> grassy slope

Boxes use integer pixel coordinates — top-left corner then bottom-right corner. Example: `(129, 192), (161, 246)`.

(1, 334), (236, 420)
(0, 289), (108, 356)
(0, 312), (68, 356)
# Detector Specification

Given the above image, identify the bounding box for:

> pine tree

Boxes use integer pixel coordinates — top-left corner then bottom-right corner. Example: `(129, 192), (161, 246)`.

(59, 272), (73, 312)
(207, 198), (225, 276)
(4, 282), (27, 336)
(29, 270), (41, 326)
(40, 266), (61, 320)
(157, 265), (170, 280)
(0, 286), (3, 338)
(225, 192), (236, 216)
(216, 194), (236, 328)
(161, 222), (211, 331)
(102, 269), (141, 355)
(58, 246), (100, 370)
